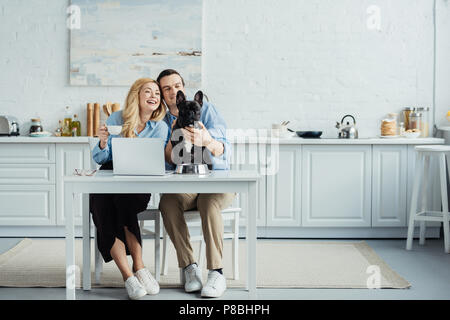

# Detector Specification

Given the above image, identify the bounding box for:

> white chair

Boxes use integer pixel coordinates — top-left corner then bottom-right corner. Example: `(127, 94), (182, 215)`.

(161, 207), (241, 280)
(87, 138), (162, 283)
(406, 145), (450, 253)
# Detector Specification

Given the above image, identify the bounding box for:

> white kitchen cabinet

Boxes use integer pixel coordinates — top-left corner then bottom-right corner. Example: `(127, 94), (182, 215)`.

(0, 137), (445, 238)
(0, 164), (55, 184)
(0, 143), (56, 226)
(0, 184), (56, 225)
(301, 145), (372, 227)
(266, 144), (301, 227)
(0, 143), (55, 163)
(372, 145), (407, 227)
(55, 144), (91, 226)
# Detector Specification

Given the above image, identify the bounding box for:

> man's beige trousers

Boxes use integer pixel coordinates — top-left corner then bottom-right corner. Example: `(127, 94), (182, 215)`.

(159, 193), (236, 270)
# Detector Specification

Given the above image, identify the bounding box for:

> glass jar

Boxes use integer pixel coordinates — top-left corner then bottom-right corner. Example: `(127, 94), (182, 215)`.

(416, 107), (430, 137)
(408, 112), (422, 132)
(381, 113), (398, 136)
(29, 118), (43, 134)
(403, 107), (415, 130)
(390, 112), (399, 135)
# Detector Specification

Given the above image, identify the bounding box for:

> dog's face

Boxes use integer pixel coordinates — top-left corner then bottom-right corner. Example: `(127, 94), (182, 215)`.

(176, 91), (203, 129)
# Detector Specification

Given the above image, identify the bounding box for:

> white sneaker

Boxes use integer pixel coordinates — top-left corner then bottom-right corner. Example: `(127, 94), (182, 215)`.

(201, 270), (227, 298)
(182, 263), (202, 293)
(124, 276), (147, 300)
(135, 267), (160, 295)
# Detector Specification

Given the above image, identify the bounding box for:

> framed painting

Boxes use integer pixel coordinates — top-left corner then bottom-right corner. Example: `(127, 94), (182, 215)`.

(69, 0), (202, 87)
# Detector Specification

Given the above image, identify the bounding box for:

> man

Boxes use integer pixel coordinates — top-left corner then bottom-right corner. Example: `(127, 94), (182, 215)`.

(157, 69), (235, 298)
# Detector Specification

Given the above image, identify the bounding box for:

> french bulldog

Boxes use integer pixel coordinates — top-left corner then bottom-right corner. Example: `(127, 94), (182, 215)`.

(170, 90), (212, 169)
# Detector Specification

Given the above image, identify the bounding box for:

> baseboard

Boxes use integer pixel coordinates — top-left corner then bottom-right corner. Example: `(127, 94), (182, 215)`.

(0, 226), (441, 239)
(259, 226), (441, 239)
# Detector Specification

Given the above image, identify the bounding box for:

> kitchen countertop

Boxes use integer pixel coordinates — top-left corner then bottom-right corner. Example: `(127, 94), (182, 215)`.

(229, 135), (445, 145)
(438, 126), (450, 131)
(0, 136), (90, 143)
(0, 136), (445, 145)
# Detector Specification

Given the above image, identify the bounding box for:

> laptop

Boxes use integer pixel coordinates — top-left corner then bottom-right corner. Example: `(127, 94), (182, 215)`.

(111, 138), (167, 176)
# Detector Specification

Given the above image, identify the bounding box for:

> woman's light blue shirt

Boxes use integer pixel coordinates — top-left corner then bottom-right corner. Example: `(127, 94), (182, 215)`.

(92, 111), (170, 165)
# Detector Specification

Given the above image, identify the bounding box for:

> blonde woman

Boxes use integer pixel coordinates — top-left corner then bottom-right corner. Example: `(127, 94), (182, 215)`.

(90, 78), (168, 300)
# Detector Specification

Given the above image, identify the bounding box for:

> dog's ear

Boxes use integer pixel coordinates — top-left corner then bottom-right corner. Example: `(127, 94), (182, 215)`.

(176, 91), (186, 109)
(194, 90), (203, 107)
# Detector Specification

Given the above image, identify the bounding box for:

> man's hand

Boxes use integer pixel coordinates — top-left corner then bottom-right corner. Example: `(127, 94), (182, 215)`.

(181, 121), (213, 147)
(181, 121), (224, 157)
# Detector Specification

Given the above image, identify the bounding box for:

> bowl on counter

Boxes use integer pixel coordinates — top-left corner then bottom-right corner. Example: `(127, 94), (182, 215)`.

(402, 131), (421, 139)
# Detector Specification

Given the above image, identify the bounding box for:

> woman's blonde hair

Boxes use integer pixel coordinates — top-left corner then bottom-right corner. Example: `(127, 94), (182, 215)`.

(121, 78), (166, 138)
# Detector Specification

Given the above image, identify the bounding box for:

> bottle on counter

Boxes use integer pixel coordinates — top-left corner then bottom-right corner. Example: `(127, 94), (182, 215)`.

(62, 121), (71, 137)
(71, 114), (81, 136)
(54, 120), (63, 137)
(62, 106), (72, 137)
(399, 122), (405, 136)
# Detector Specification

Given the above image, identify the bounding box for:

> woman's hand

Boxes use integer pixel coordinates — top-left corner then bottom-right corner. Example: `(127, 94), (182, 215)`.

(98, 125), (109, 150)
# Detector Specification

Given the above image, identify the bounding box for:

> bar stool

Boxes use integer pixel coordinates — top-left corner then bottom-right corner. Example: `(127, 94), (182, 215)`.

(406, 145), (450, 253)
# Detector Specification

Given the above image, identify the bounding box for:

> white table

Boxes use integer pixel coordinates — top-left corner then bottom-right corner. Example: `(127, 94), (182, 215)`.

(63, 170), (260, 300)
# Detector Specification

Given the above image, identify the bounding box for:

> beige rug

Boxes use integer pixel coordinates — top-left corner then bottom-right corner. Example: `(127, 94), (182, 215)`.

(0, 238), (410, 289)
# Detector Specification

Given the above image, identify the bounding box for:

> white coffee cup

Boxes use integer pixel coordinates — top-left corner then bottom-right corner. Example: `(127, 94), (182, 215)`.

(272, 124), (281, 137)
(107, 125), (122, 135)
(272, 123), (289, 138)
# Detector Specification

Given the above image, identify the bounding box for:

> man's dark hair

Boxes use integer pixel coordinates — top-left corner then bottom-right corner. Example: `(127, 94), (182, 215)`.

(157, 69), (185, 86)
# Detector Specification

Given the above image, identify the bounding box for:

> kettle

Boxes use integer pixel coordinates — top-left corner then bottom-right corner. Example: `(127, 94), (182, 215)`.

(336, 115), (358, 139)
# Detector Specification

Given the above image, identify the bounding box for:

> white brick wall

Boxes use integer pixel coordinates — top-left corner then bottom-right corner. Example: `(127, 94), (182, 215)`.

(0, 0), (448, 137)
